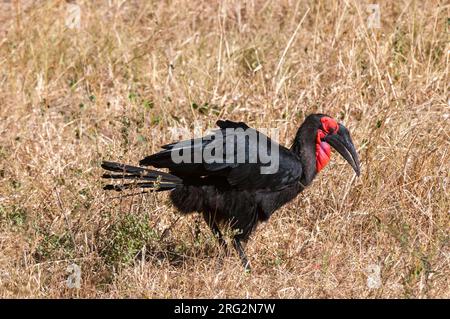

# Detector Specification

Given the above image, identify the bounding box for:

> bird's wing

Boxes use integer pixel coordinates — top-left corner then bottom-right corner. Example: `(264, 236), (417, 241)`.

(140, 120), (302, 190)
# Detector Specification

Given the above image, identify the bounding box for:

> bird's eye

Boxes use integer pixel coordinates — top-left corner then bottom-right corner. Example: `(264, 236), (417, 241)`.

(320, 117), (339, 134)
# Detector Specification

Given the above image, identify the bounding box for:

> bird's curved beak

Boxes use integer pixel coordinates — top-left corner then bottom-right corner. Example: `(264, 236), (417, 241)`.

(324, 124), (360, 176)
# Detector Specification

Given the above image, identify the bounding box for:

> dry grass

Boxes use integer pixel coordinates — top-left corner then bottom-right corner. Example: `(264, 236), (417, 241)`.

(0, 0), (448, 298)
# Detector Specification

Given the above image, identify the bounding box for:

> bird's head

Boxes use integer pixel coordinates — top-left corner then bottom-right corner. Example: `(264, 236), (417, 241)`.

(315, 115), (360, 176)
(293, 114), (360, 182)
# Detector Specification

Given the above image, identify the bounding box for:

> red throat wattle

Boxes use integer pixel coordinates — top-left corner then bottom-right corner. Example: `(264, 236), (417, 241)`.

(316, 130), (331, 172)
(315, 117), (339, 173)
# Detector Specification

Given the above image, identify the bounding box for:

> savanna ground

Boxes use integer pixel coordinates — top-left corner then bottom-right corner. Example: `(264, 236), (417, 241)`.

(0, 0), (449, 298)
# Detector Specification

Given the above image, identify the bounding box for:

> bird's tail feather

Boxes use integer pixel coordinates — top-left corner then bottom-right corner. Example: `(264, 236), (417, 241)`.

(101, 161), (182, 192)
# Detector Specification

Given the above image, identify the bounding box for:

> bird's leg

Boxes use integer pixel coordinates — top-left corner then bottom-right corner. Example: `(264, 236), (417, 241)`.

(203, 215), (251, 271)
(233, 237), (251, 272)
(203, 216), (229, 270)
(202, 214), (228, 250)
(210, 222), (227, 249)
(193, 215), (201, 242)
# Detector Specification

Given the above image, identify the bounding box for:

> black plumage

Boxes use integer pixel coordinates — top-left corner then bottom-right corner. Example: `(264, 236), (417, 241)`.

(101, 114), (360, 269)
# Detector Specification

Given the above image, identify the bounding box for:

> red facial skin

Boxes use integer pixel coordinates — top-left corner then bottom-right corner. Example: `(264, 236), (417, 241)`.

(316, 117), (339, 173)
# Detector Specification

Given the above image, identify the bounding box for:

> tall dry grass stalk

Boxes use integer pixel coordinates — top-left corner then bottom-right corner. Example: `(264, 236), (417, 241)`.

(0, 0), (448, 298)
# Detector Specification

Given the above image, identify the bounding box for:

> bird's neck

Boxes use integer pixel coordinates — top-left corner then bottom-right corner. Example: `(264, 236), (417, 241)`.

(290, 126), (317, 186)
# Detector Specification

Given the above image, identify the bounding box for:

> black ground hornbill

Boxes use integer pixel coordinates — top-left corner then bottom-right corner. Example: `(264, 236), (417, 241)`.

(101, 114), (360, 269)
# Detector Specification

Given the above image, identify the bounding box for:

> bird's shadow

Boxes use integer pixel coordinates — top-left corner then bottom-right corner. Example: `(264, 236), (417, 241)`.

(138, 239), (225, 268)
